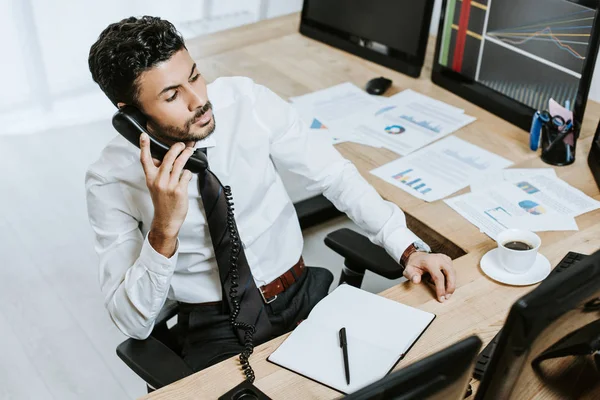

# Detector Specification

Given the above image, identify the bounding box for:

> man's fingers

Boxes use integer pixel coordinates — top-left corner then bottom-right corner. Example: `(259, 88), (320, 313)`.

(179, 169), (193, 186)
(441, 259), (456, 297)
(152, 157), (161, 167)
(170, 147), (195, 187)
(404, 266), (423, 284)
(429, 268), (447, 303)
(157, 142), (187, 184)
(139, 133), (157, 177)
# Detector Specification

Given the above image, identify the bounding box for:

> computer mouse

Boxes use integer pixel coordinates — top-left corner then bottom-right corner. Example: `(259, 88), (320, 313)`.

(366, 77), (392, 95)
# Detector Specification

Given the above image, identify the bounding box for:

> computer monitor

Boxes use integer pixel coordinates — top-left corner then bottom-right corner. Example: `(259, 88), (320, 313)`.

(345, 336), (482, 400)
(299, 0), (436, 78)
(589, 120), (600, 189)
(432, 0), (600, 132)
(476, 249), (600, 399)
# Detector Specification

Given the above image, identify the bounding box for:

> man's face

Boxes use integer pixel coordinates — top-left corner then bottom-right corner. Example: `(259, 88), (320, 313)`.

(131, 49), (215, 144)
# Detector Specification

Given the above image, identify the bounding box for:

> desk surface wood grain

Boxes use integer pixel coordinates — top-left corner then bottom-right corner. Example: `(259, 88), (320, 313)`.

(142, 13), (600, 400)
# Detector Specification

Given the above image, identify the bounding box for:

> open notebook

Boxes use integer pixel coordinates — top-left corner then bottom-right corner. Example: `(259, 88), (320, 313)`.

(268, 284), (435, 394)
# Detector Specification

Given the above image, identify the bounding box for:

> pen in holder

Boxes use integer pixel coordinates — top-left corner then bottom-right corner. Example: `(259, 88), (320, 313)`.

(540, 119), (580, 166)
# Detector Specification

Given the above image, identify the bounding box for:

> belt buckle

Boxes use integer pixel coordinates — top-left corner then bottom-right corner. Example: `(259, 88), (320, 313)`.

(260, 288), (278, 304)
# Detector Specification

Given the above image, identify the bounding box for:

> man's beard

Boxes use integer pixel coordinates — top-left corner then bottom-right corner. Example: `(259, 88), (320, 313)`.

(147, 100), (215, 143)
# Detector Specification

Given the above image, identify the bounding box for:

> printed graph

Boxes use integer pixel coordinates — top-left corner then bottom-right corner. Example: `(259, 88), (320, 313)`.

(442, 149), (490, 170)
(399, 115), (443, 133)
(392, 169), (432, 195)
(385, 125), (406, 135)
(310, 118), (328, 129)
(375, 105), (397, 116)
(484, 206), (511, 229)
(519, 200), (547, 215)
(516, 181), (540, 194)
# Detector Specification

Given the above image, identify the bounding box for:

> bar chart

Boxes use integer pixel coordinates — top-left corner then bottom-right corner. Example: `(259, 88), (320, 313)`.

(392, 169), (432, 195)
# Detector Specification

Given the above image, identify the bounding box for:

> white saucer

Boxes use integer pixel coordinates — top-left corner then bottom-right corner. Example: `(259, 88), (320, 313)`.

(480, 248), (551, 286)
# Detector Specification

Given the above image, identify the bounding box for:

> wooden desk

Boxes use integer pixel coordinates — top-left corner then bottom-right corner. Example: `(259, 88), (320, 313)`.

(143, 13), (600, 399)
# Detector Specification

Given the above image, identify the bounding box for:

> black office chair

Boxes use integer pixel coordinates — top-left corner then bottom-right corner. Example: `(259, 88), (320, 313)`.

(116, 195), (405, 391)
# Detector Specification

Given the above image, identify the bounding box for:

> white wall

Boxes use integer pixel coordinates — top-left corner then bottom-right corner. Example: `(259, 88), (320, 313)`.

(428, 0), (600, 103)
(0, 0), (284, 135)
(2, 0), (599, 136)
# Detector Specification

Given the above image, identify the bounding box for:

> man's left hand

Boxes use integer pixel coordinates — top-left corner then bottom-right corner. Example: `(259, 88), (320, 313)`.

(403, 252), (456, 303)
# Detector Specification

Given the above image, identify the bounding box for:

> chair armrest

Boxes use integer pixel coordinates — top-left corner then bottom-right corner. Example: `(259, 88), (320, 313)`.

(294, 194), (342, 230)
(324, 228), (404, 279)
(116, 336), (193, 390)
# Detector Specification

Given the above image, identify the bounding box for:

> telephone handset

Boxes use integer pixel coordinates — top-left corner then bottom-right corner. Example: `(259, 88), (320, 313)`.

(111, 105), (258, 384)
(112, 105), (209, 173)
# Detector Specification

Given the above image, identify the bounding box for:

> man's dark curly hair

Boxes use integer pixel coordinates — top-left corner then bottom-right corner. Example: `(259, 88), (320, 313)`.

(88, 16), (186, 107)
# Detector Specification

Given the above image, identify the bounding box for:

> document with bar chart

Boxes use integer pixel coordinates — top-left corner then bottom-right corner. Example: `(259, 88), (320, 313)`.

(340, 90), (476, 156)
(370, 136), (513, 202)
(439, 0), (596, 111)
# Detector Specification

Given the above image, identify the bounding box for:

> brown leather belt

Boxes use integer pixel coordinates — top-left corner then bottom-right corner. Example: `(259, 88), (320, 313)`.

(259, 257), (305, 303)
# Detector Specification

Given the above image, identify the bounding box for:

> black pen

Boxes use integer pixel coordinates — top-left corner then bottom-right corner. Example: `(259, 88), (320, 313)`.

(339, 327), (350, 385)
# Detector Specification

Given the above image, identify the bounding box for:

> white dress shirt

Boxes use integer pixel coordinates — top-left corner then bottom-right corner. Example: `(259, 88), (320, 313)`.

(85, 77), (425, 339)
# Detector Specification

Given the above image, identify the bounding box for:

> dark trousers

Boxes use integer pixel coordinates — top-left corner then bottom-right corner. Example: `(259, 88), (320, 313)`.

(177, 266), (334, 372)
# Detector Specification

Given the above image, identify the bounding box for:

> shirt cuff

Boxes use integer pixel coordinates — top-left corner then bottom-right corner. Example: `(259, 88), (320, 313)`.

(140, 232), (179, 276)
(384, 227), (429, 264)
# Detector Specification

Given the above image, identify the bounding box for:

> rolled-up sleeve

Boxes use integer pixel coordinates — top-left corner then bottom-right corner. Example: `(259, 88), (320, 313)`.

(253, 83), (427, 263)
(85, 171), (179, 339)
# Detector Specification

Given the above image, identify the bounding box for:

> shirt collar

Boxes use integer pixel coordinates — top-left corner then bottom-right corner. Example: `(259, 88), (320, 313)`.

(194, 134), (217, 149)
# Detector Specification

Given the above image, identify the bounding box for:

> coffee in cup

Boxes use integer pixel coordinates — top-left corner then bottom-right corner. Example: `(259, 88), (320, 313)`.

(496, 229), (541, 274)
(503, 241), (534, 251)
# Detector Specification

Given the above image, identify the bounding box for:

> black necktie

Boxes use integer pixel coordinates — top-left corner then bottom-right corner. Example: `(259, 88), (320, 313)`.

(195, 148), (272, 347)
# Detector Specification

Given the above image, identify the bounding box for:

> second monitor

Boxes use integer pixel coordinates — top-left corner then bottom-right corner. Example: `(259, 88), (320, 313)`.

(300, 0), (436, 77)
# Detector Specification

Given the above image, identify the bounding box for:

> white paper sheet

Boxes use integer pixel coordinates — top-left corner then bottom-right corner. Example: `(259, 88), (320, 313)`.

(268, 285), (435, 394)
(470, 168), (557, 192)
(290, 82), (384, 146)
(444, 182), (579, 240)
(388, 89), (465, 114)
(370, 136), (513, 202)
(337, 93), (476, 156)
(289, 82), (381, 128)
(507, 174), (600, 217)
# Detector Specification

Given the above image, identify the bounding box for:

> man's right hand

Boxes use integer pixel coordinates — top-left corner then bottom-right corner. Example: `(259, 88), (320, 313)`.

(139, 132), (195, 257)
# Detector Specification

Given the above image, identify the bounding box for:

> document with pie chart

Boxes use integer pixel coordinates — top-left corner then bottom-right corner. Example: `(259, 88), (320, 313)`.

(443, 174), (599, 239)
(342, 90), (476, 155)
(444, 182), (579, 240)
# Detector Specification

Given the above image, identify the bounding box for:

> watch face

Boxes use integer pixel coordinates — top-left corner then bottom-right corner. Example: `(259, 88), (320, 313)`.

(414, 242), (430, 253)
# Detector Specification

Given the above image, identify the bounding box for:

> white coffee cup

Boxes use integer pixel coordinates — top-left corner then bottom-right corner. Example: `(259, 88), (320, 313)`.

(496, 229), (541, 274)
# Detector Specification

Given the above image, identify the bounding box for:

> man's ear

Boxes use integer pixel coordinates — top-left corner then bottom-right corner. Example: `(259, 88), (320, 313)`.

(117, 102), (126, 109)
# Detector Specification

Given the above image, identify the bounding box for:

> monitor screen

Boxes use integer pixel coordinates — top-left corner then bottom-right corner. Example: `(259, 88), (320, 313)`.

(346, 336), (481, 400)
(300, 0), (435, 77)
(304, 0), (431, 58)
(433, 0), (600, 131)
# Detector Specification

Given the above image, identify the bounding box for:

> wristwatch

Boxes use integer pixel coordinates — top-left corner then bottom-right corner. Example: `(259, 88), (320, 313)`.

(400, 241), (431, 269)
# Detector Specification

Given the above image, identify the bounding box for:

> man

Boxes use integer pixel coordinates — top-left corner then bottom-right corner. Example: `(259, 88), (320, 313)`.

(86, 16), (455, 372)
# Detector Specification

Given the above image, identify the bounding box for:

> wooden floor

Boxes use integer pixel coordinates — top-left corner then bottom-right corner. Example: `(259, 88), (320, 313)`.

(0, 117), (403, 399)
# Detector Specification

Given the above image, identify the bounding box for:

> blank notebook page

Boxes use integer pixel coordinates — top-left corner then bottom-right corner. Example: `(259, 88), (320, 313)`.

(268, 284), (435, 394)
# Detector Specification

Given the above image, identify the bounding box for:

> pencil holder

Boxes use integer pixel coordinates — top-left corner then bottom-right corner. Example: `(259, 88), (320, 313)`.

(540, 121), (580, 166)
